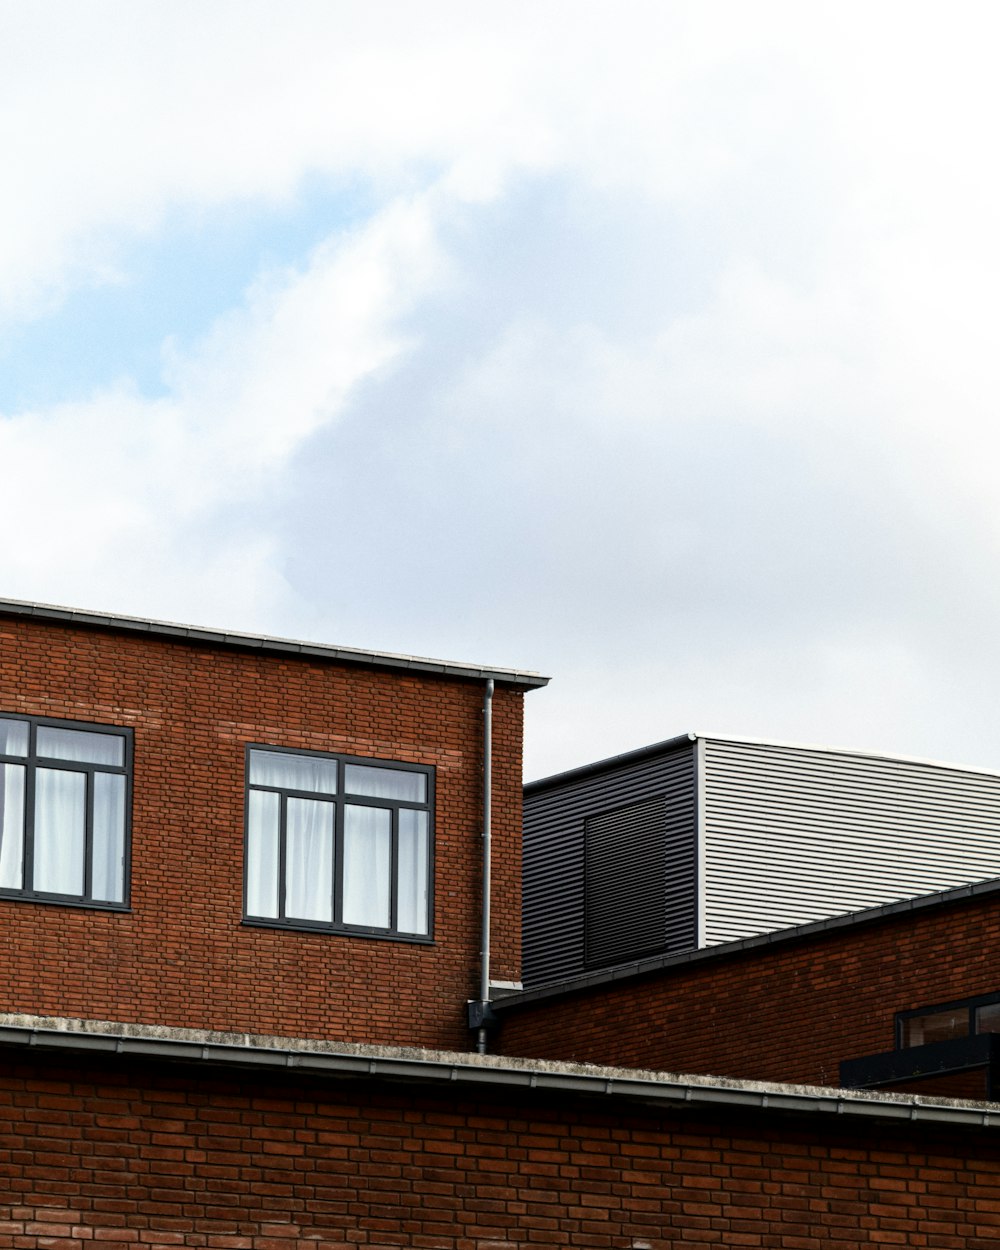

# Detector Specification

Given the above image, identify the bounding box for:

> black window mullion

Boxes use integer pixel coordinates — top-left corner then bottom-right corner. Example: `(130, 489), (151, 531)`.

(83, 767), (94, 902)
(389, 806), (399, 932)
(277, 793), (289, 922)
(333, 798), (345, 927)
(23, 722), (37, 895)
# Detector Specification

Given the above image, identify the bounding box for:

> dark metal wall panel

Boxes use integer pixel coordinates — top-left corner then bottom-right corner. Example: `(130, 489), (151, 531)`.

(522, 745), (697, 988)
(585, 795), (668, 966)
(703, 738), (1000, 945)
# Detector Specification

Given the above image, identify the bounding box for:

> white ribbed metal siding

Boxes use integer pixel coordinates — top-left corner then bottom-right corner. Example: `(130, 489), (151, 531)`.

(702, 738), (1000, 945)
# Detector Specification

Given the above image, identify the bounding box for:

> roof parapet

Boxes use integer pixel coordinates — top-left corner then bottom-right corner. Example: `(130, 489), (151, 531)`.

(0, 597), (549, 689)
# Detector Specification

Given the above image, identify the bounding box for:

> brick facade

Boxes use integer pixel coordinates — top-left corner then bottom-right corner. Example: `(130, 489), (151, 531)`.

(1, 1051), (999, 1250)
(7, 602), (1000, 1248)
(495, 893), (1000, 1087)
(0, 613), (525, 1051)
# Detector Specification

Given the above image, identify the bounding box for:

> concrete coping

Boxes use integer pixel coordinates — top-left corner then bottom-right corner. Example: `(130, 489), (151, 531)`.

(0, 1012), (995, 1129)
(0, 597), (549, 689)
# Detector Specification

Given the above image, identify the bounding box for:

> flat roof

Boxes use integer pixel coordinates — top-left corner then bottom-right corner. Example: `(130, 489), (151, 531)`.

(0, 1012), (994, 1127)
(525, 729), (1000, 791)
(496, 874), (1000, 1008)
(0, 598), (549, 689)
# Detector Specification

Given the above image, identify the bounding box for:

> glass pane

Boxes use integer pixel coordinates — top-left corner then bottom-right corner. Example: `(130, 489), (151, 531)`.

(34, 767), (86, 895)
(975, 1003), (1000, 1034)
(344, 764), (426, 803)
(342, 804), (391, 928)
(0, 764), (25, 889)
(246, 789), (280, 918)
(249, 749), (337, 795)
(91, 773), (125, 903)
(285, 798), (334, 923)
(0, 720), (28, 757)
(37, 725), (124, 767)
(397, 808), (428, 935)
(900, 1008), (970, 1047)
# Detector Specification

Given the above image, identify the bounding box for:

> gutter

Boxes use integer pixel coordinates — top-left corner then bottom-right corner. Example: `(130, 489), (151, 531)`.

(0, 1016), (995, 1128)
(497, 874), (1000, 1009)
(0, 597), (550, 691)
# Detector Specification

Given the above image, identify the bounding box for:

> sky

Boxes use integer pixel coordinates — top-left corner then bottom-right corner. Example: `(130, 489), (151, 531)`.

(4, 2), (1000, 781)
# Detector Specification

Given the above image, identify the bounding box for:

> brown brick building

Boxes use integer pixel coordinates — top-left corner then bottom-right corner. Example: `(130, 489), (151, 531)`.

(2, 598), (1000, 1248)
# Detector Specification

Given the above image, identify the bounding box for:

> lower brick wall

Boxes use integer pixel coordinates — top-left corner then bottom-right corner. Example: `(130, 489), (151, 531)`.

(882, 1068), (990, 1101)
(0, 1052), (1000, 1247)
(496, 893), (1000, 1087)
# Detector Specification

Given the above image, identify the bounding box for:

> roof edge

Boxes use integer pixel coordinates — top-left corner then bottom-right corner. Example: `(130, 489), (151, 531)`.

(0, 1012), (993, 1127)
(525, 733), (696, 793)
(0, 598), (549, 689)
(526, 730), (1000, 791)
(500, 875), (1000, 1006)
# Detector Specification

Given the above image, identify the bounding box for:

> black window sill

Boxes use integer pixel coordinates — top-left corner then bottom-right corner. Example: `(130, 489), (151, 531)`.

(0, 891), (131, 913)
(841, 1033), (1000, 1090)
(241, 916), (434, 945)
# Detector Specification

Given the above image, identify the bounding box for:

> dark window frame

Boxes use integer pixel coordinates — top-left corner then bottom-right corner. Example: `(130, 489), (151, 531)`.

(0, 712), (132, 910)
(896, 990), (1000, 1049)
(242, 743), (435, 943)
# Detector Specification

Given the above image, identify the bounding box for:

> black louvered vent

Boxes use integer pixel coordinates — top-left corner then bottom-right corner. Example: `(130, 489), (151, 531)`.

(585, 795), (666, 967)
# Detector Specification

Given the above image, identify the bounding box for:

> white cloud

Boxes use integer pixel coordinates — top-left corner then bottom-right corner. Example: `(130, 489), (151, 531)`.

(0, 190), (446, 627)
(6, 0), (1000, 778)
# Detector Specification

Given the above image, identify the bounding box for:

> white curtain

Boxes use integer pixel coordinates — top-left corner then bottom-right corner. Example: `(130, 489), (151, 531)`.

(249, 751), (337, 795)
(0, 764), (24, 890)
(344, 764), (425, 803)
(246, 789), (280, 917)
(36, 726), (122, 767)
(342, 804), (391, 928)
(285, 797), (334, 922)
(91, 772), (125, 903)
(0, 720), (28, 757)
(34, 767), (85, 895)
(397, 809), (428, 935)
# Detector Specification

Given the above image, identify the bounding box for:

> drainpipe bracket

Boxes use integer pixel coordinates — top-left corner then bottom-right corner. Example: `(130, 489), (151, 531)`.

(467, 1000), (499, 1031)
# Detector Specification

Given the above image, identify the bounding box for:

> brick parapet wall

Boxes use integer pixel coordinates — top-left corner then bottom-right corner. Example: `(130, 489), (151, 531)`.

(496, 893), (1000, 1086)
(0, 1053), (998, 1248)
(0, 616), (524, 1050)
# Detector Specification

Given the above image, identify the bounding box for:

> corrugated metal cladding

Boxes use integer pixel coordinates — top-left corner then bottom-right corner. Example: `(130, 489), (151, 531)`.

(702, 738), (1000, 946)
(522, 745), (697, 988)
(585, 796), (668, 966)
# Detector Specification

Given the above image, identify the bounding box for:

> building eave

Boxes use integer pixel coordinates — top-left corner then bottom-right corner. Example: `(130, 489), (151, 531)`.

(0, 597), (549, 690)
(0, 1013), (994, 1128)
(498, 875), (1000, 1007)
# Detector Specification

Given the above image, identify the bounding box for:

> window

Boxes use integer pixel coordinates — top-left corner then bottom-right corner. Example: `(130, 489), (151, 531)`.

(0, 714), (131, 907)
(244, 746), (432, 938)
(897, 992), (1000, 1048)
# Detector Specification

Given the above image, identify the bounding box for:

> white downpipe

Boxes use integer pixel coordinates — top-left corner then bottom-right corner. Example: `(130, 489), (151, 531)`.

(477, 678), (494, 1054)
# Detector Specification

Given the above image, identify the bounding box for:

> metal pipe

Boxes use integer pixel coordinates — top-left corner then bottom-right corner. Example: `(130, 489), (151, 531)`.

(477, 678), (494, 1054)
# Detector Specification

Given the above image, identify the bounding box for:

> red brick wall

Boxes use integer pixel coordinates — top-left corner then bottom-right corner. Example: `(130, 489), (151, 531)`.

(887, 1069), (990, 1100)
(0, 615), (524, 1050)
(496, 894), (1000, 1086)
(0, 1054), (999, 1248)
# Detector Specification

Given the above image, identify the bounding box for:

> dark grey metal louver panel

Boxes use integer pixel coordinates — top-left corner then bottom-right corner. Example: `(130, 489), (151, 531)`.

(703, 738), (1000, 946)
(522, 743), (697, 988)
(585, 795), (666, 966)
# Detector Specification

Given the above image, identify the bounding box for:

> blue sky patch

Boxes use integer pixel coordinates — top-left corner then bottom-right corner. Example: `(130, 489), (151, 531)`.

(0, 173), (375, 413)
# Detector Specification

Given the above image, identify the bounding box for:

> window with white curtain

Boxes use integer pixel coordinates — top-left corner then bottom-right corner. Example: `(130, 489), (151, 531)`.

(244, 746), (432, 938)
(0, 714), (131, 907)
